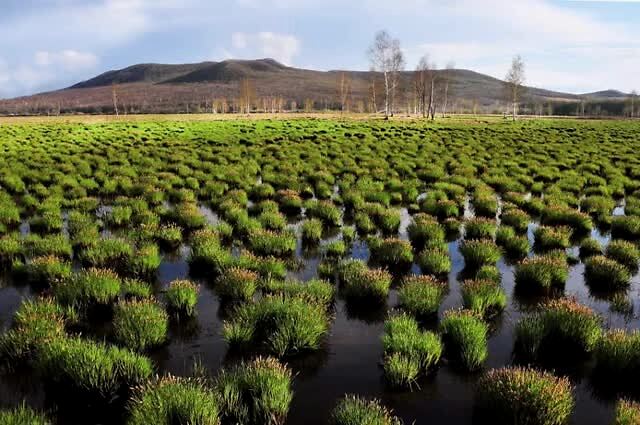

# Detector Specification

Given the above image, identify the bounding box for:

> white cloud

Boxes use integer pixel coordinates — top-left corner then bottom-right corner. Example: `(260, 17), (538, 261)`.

(227, 32), (301, 65)
(34, 50), (98, 70)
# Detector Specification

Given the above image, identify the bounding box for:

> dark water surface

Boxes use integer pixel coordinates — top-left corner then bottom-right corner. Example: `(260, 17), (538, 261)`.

(1, 203), (638, 425)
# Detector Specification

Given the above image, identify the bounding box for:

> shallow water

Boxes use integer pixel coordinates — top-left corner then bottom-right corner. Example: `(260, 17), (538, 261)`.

(2, 203), (639, 425)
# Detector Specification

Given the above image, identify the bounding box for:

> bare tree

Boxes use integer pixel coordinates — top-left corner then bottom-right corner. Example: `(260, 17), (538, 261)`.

(442, 61), (455, 117)
(630, 90), (638, 118)
(415, 56), (429, 118)
(112, 83), (119, 116)
(239, 78), (255, 114)
(368, 30), (405, 118)
(504, 55), (526, 121)
(337, 72), (352, 114)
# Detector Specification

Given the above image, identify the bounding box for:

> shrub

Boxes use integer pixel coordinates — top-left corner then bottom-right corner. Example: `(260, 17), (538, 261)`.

(341, 263), (392, 302)
(0, 405), (50, 425)
(382, 314), (442, 388)
(606, 240), (640, 273)
(397, 275), (447, 318)
(331, 396), (402, 425)
(584, 255), (631, 292)
(165, 280), (199, 317)
(369, 238), (414, 270)
(128, 376), (220, 425)
(248, 229), (296, 257)
(615, 399), (640, 425)
(440, 310), (488, 370)
(301, 218), (323, 244)
(534, 226), (572, 251)
(407, 214), (445, 251)
(459, 240), (501, 270)
(515, 298), (601, 362)
(222, 296), (330, 357)
(417, 247), (451, 277)
(215, 357), (292, 425)
(461, 279), (506, 318)
(475, 367), (574, 425)
(514, 255), (568, 294)
(216, 267), (259, 302)
(464, 218), (497, 240)
(36, 336), (152, 398)
(53, 268), (121, 309)
(113, 300), (168, 351)
(579, 238), (602, 258)
(262, 279), (334, 307)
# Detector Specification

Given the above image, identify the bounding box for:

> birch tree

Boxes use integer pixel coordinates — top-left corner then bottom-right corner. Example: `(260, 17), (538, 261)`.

(504, 55), (526, 121)
(442, 61), (455, 117)
(368, 30), (405, 118)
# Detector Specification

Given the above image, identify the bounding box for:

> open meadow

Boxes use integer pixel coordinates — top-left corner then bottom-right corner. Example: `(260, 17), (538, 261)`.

(1, 117), (640, 424)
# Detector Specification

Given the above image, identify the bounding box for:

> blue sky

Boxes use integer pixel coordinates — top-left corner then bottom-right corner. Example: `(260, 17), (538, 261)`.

(0, 0), (638, 97)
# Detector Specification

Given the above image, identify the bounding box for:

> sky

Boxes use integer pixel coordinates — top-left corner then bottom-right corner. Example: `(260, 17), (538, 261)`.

(0, 0), (638, 98)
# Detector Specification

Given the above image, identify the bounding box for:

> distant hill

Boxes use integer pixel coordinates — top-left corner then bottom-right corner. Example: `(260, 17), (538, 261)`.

(580, 90), (629, 99)
(0, 58), (631, 115)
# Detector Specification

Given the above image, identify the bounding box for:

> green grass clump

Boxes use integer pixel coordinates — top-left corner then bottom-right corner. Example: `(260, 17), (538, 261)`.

(113, 299), (168, 351)
(369, 238), (414, 270)
(515, 298), (601, 362)
(340, 263), (392, 302)
(128, 376), (220, 425)
(277, 190), (303, 215)
(331, 395), (402, 425)
(0, 405), (50, 425)
(324, 240), (347, 258)
(473, 193), (498, 218)
(121, 278), (153, 300)
(188, 229), (233, 275)
(440, 310), (488, 370)
(67, 211), (101, 247)
(259, 210), (287, 232)
(459, 240), (501, 270)
(614, 399), (640, 425)
(417, 247), (451, 277)
(165, 280), (199, 317)
(500, 208), (530, 233)
(215, 357), (292, 425)
(53, 268), (121, 309)
(79, 237), (133, 269)
(475, 367), (574, 425)
(461, 279), (507, 318)
(262, 279), (334, 307)
(305, 200), (341, 227)
(16, 255), (71, 285)
(496, 226), (530, 260)
(375, 208), (402, 235)
(593, 330), (640, 391)
(216, 267), (259, 302)
(382, 314), (442, 388)
(606, 240), (640, 273)
(154, 224), (183, 250)
(584, 255), (631, 292)
(611, 216), (640, 241)
(407, 214), (445, 251)
(579, 237), (603, 258)
(36, 336), (152, 398)
(222, 296), (330, 357)
(397, 275), (447, 318)
(514, 255), (569, 294)
(464, 218), (497, 240)
(301, 218), (323, 244)
(541, 206), (592, 234)
(0, 234), (21, 264)
(128, 243), (161, 279)
(354, 212), (376, 235)
(167, 202), (207, 231)
(534, 225), (572, 251)
(105, 205), (133, 227)
(248, 229), (296, 257)
(23, 234), (73, 259)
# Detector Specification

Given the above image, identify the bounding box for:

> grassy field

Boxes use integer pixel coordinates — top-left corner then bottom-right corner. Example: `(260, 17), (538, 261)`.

(0, 117), (639, 424)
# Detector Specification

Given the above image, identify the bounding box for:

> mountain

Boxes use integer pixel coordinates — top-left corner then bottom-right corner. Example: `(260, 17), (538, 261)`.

(0, 59), (629, 115)
(580, 90), (629, 99)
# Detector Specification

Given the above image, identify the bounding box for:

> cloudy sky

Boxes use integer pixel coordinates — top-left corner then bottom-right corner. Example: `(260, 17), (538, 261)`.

(0, 0), (638, 97)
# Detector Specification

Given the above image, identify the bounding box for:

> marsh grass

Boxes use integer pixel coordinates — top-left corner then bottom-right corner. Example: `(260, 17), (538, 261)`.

(340, 261), (392, 302)
(584, 255), (631, 292)
(382, 314), (442, 388)
(611, 216), (640, 241)
(407, 214), (445, 251)
(464, 218), (497, 240)
(606, 240), (640, 273)
(79, 237), (133, 269)
(534, 225), (572, 251)
(0, 404), (50, 425)
(397, 275), (447, 318)
(515, 298), (601, 363)
(417, 247), (451, 277)
(461, 279), (507, 318)
(368, 238), (414, 271)
(324, 240), (347, 259)
(301, 218), (323, 244)
(262, 278), (334, 307)
(615, 399), (640, 425)
(475, 367), (574, 425)
(222, 296), (330, 357)
(121, 278), (153, 300)
(305, 200), (341, 227)
(459, 240), (501, 270)
(15, 255), (71, 286)
(216, 267), (259, 302)
(440, 310), (488, 371)
(113, 299), (168, 351)
(593, 330), (640, 392)
(500, 208), (530, 233)
(248, 229), (297, 258)
(331, 395), (402, 425)
(52, 268), (121, 310)
(128, 376), (220, 425)
(579, 238), (603, 259)
(215, 357), (292, 425)
(165, 280), (199, 317)
(514, 255), (569, 294)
